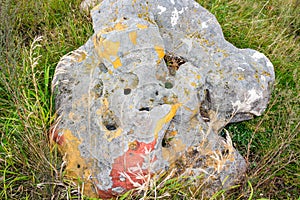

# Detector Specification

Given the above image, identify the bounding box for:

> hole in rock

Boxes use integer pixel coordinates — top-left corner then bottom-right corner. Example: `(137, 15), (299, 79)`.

(124, 88), (131, 95)
(155, 91), (159, 96)
(164, 52), (187, 76)
(105, 124), (117, 131)
(102, 110), (119, 131)
(162, 138), (171, 148)
(139, 107), (150, 112)
(77, 164), (81, 168)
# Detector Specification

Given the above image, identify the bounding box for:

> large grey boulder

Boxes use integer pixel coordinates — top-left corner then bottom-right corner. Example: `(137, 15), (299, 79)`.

(51, 0), (275, 198)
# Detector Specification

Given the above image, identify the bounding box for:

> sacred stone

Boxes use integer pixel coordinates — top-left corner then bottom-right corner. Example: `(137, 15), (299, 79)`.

(51, 0), (275, 198)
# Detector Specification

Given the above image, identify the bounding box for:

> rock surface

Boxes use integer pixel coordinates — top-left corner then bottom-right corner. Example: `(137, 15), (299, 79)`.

(51, 0), (275, 198)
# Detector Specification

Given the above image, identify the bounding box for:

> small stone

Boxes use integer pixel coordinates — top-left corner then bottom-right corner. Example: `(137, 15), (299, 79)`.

(164, 82), (173, 89)
(52, 0), (275, 198)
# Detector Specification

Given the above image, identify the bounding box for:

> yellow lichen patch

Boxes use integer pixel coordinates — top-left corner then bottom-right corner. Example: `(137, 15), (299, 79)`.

(92, 22), (128, 69)
(129, 31), (137, 45)
(169, 130), (177, 137)
(234, 73), (245, 81)
(190, 82), (197, 87)
(102, 97), (109, 107)
(101, 22), (128, 34)
(93, 34), (122, 69)
(114, 22), (128, 31)
(196, 75), (201, 80)
(112, 57), (122, 69)
(216, 48), (229, 58)
(154, 104), (181, 138)
(214, 62), (220, 67)
(262, 70), (271, 76)
(254, 73), (260, 83)
(154, 45), (165, 60)
(96, 108), (102, 115)
(154, 45), (165, 64)
(128, 140), (138, 150)
(137, 24), (148, 29)
(96, 36), (120, 58)
(104, 128), (123, 142)
(237, 74), (245, 80)
(60, 129), (97, 198)
(74, 51), (87, 62)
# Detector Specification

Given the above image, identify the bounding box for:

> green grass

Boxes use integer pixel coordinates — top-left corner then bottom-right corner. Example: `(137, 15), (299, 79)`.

(0, 0), (299, 199)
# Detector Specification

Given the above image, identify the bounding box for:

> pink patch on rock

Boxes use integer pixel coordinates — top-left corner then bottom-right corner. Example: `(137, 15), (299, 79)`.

(97, 140), (157, 198)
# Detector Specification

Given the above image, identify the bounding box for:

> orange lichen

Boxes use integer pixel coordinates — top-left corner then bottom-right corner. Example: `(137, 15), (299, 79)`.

(137, 24), (148, 29)
(73, 51), (87, 62)
(154, 45), (165, 63)
(191, 82), (197, 87)
(112, 57), (122, 69)
(129, 31), (137, 45)
(104, 128), (123, 142)
(101, 22), (128, 33)
(59, 129), (97, 198)
(154, 104), (181, 138)
(93, 22), (128, 69)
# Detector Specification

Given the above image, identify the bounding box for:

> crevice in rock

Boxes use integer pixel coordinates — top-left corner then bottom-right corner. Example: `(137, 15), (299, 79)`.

(162, 122), (177, 148)
(164, 52), (187, 76)
(98, 63), (108, 73)
(200, 89), (212, 122)
(138, 107), (150, 112)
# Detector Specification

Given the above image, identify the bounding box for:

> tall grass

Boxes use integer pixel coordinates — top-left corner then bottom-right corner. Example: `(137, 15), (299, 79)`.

(0, 0), (299, 199)
(0, 0), (93, 199)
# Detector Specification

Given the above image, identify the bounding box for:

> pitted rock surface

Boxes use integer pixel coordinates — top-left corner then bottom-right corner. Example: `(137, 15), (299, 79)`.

(51, 0), (275, 198)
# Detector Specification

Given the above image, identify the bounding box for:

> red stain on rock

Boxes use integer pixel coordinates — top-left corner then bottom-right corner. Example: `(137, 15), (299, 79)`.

(97, 140), (157, 198)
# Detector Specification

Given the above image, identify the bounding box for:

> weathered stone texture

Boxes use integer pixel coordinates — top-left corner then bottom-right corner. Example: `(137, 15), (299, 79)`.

(51, 0), (275, 198)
